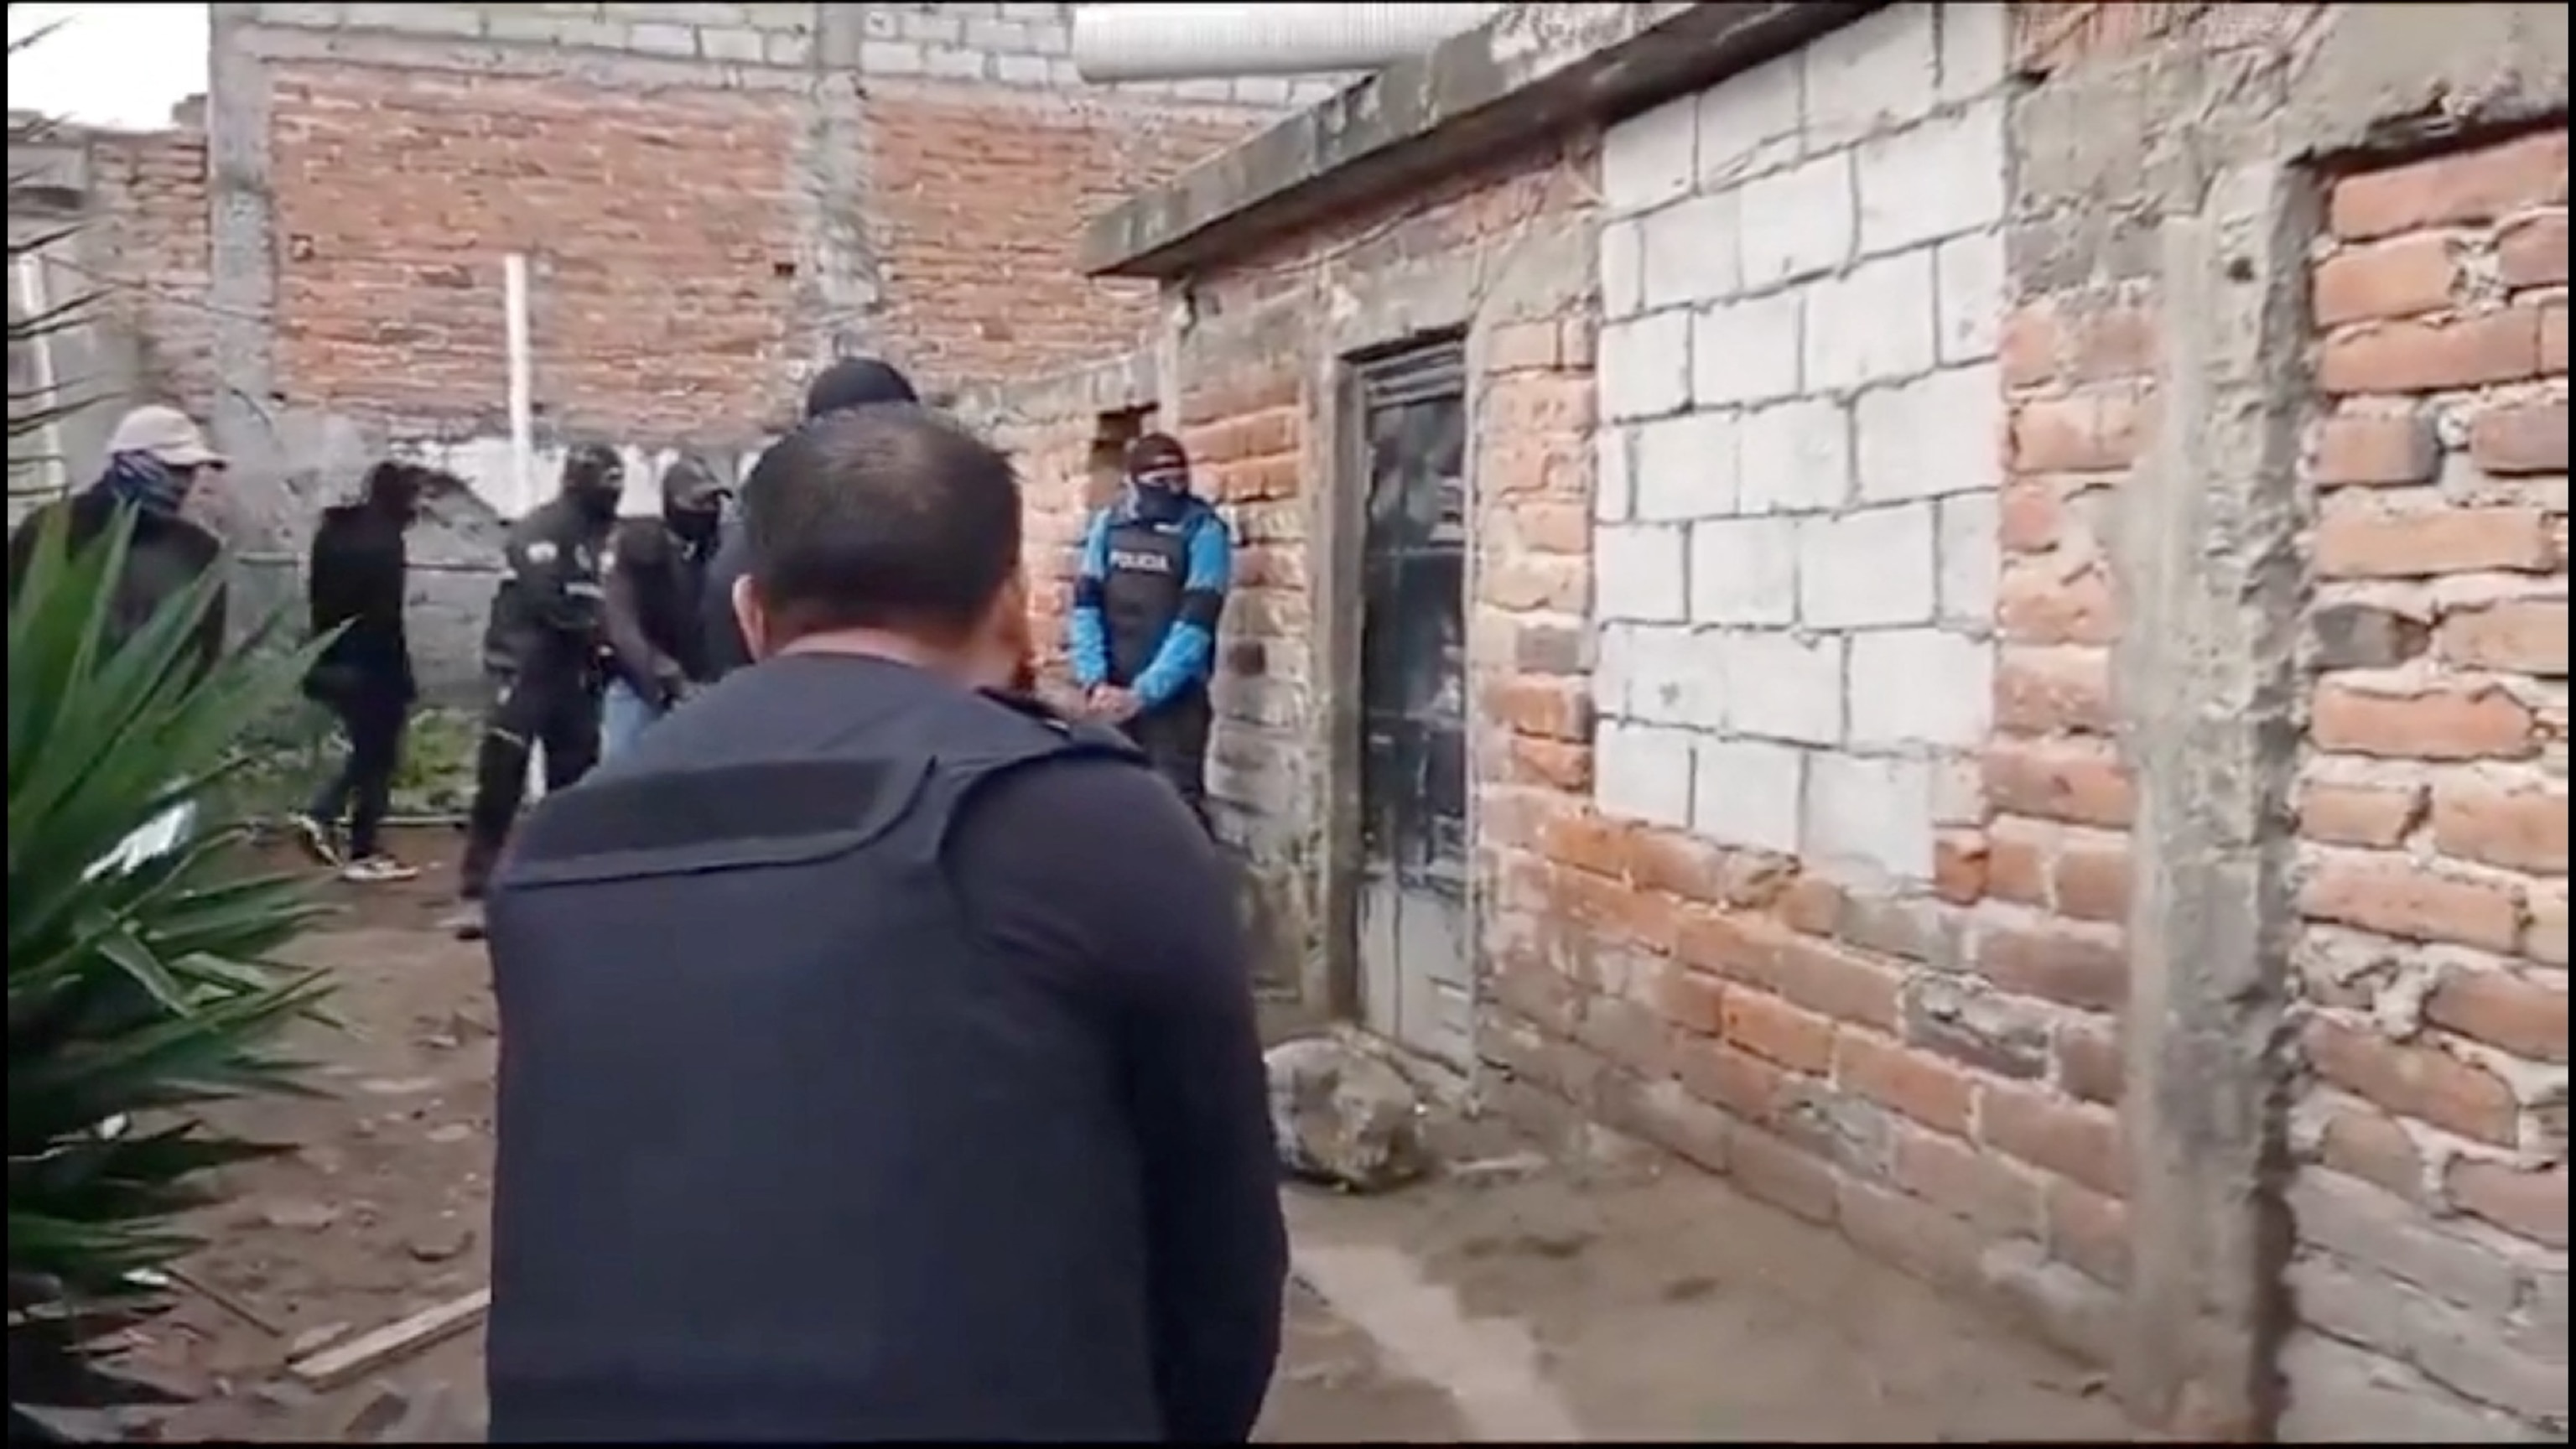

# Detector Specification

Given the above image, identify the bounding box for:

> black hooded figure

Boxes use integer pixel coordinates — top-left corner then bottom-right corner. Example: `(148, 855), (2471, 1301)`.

(291, 459), (443, 880)
(599, 454), (730, 759)
(447, 443), (626, 937)
(697, 356), (922, 680)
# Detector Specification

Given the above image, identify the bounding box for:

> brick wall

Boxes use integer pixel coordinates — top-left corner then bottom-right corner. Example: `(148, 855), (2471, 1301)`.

(83, 126), (216, 416)
(1562, 3), (2136, 1349)
(268, 64), (804, 441)
(868, 91), (1258, 385)
(2283, 129), (2568, 1439)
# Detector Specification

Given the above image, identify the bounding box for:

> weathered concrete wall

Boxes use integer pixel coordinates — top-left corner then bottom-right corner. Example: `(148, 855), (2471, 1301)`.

(2006, 0), (2566, 1436)
(172, 1), (1331, 694)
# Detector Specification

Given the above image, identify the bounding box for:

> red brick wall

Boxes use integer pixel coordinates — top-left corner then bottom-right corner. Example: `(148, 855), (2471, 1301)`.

(870, 92), (1261, 386)
(83, 126), (215, 415)
(267, 65), (805, 439)
(2288, 127), (2566, 1427)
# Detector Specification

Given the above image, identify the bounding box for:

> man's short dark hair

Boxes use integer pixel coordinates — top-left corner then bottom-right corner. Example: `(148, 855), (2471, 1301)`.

(740, 406), (1021, 643)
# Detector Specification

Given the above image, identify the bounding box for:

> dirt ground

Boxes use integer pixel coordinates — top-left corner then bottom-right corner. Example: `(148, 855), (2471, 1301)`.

(96, 825), (2135, 1443)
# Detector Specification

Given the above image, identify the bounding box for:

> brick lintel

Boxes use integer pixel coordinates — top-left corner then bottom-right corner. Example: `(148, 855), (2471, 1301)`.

(1077, 0), (1888, 281)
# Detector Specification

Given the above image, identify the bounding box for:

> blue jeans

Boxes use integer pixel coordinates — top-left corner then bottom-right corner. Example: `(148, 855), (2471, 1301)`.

(600, 680), (667, 761)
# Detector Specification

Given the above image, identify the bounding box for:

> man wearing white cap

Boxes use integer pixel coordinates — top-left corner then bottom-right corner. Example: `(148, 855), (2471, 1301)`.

(8, 403), (231, 872)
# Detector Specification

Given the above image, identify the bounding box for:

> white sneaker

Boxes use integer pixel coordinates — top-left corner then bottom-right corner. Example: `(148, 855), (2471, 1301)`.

(340, 854), (421, 884)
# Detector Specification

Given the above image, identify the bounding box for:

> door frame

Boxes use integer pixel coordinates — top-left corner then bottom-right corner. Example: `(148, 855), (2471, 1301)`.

(1318, 330), (1471, 1032)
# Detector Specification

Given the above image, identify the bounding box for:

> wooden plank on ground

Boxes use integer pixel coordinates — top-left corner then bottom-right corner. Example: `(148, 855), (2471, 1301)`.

(288, 1287), (490, 1389)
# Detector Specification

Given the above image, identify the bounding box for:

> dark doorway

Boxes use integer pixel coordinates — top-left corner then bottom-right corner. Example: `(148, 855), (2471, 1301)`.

(1353, 339), (1470, 1067)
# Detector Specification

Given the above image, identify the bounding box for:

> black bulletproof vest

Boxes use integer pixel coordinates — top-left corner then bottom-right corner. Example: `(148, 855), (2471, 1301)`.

(1099, 516), (1191, 688)
(482, 681), (1165, 1441)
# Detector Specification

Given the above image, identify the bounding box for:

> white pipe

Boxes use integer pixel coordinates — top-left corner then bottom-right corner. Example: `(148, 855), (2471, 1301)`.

(1070, 3), (1502, 84)
(501, 251), (553, 800)
(502, 252), (533, 517)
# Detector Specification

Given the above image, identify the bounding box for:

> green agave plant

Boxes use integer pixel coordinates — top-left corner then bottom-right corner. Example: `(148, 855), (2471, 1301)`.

(8, 507), (336, 1438)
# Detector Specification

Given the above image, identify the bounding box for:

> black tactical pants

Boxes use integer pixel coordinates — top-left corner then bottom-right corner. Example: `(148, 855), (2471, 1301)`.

(459, 664), (600, 897)
(1123, 692), (1213, 829)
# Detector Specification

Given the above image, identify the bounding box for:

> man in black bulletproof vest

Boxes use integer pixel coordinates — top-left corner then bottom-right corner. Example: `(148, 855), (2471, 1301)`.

(480, 404), (1286, 1443)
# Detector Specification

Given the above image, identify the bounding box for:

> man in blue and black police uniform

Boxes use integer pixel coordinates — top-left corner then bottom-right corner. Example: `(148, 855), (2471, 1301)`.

(480, 405), (1285, 1443)
(446, 443), (624, 937)
(1067, 432), (1232, 822)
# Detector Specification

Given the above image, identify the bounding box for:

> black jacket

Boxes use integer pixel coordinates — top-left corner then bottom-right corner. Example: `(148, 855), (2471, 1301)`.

(304, 501), (414, 704)
(604, 517), (718, 699)
(697, 513), (755, 680)
(482, 657), (1285, 1442)
(484, 497), (613, 678)
(8, 486), (226, 684)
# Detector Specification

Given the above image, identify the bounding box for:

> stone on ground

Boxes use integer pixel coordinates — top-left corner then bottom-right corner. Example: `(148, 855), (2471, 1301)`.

(1265, 1035), (1430, 1193)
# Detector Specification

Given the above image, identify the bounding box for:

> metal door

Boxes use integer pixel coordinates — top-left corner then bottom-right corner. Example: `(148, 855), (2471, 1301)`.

(1354, 342), (1471, 1067)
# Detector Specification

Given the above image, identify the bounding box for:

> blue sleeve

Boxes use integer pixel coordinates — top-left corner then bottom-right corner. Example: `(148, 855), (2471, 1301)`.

(1130, 511), (1231, 711)
(1067, 511), (1113, 688)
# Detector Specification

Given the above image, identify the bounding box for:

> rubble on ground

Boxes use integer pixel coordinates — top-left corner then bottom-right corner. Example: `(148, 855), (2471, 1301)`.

(1265, 1034), (1431, 1193)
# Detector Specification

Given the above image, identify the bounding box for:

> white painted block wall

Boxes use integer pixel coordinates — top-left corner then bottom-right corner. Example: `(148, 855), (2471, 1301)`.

(1590, 2), (2009, 888)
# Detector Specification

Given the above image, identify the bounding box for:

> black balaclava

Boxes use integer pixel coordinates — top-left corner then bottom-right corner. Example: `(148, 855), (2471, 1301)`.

(561, 443), (626, 522)
(802, 356), (921, 420)
(659, 455), (727, 548)
(1123, 432), (1192, 525)
(361, 460), (424, 522)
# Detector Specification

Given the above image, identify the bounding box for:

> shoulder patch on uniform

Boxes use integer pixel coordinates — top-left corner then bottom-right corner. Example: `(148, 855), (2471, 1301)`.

(525, 539), (558, 564)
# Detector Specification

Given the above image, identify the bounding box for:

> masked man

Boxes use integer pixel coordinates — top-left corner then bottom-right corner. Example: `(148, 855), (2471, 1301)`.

(600, 455), (729, 759)
(292, 459), (447, 883)
(8, 406), (230, 878)
(447, 444), (624, 938)
(1066, 433), (1232, 823)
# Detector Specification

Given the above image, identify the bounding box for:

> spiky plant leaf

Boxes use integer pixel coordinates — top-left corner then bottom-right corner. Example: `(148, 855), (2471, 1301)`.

(8, 501), (336, 1424)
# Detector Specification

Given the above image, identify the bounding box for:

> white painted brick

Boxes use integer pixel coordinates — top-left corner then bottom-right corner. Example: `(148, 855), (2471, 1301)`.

(1721, 629), (1845, 745)
(1936, 491), (2000, 626)
(1854, 361), (2002, 505)
(1854, 101), (2009, 257)
(1805, 752), (1935, 884)
(1625, 626), (1725, 731)
(1597, 722), (1695, 828)
(1690, 291), (1801, 408)
(1696, 51), (1804, 188)
(1805, 248), (1937, 392)
(1641, 191), (1742, 310)
(1802, 3), (1940, 149)
(1595, 524), (1689, 623)
(1689, 517), (1799, 626)
(1798, 503), (1937, 629)
(1592, 623), (1637, 716)
(1634, 410), (1740, 522)
(1847, 628), (1992, 750)
(1692, 738), (1805, 854)
(1600, 311), (1691, 422)
(1737, 398), (1851, 515)
(1602, 93), (1698, 215)
(1739, 152), (1856, 289)
(1936, 0), (2012, 104)
(1935, 228), (2005, 364)
(1600, 219), (1644, 322)
(1594, 425), (1634, 523)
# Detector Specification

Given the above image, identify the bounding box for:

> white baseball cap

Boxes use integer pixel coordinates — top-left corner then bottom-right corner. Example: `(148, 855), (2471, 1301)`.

(105, 404), (225, 470)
